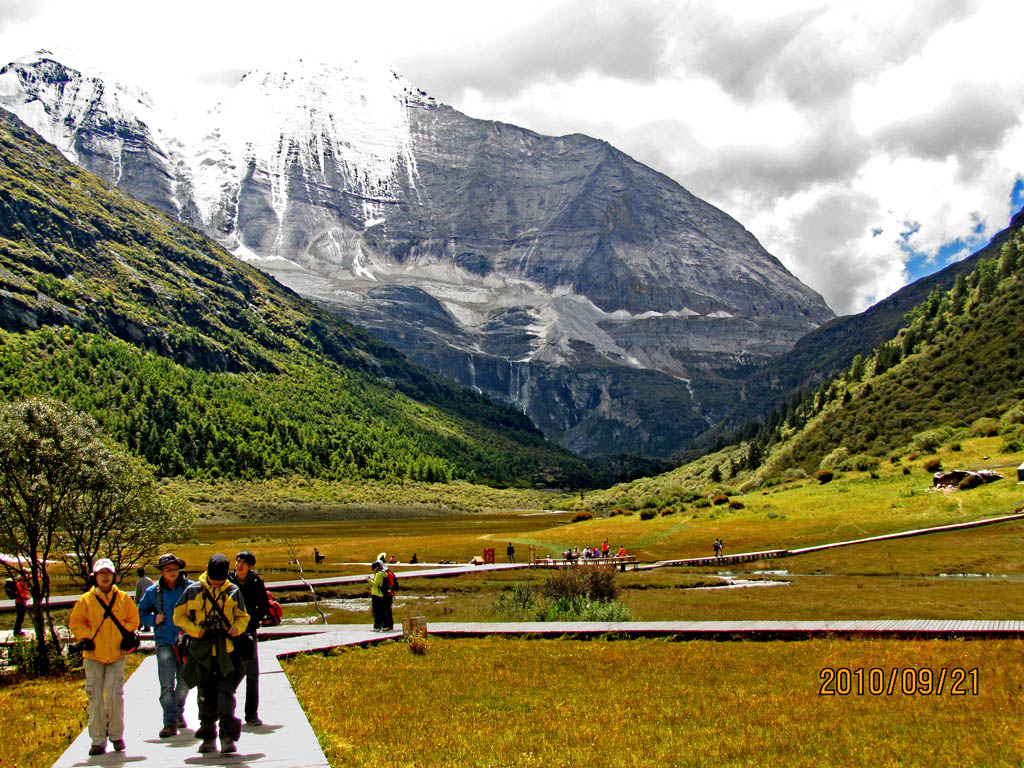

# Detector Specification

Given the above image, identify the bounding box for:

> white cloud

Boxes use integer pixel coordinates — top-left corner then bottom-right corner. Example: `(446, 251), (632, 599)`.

(2, 0), (1022, 315)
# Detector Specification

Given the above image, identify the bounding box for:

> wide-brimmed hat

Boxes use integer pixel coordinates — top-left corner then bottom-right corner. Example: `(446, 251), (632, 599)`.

(157, 553), (185, 570)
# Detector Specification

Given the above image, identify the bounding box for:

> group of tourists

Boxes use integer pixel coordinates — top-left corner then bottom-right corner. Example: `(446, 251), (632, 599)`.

(563, 539), (625, 562)
(68, 550), (270, 756)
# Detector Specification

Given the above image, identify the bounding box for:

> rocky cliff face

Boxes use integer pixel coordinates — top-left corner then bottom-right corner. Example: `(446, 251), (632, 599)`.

(0, 51), (834, 457)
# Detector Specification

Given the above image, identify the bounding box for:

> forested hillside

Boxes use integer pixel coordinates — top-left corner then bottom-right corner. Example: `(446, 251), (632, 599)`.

(0, 108), (595, 487)
(742, 225), (1024, 476)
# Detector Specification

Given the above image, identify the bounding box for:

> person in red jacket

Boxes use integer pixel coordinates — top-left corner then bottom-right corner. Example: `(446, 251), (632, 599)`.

(68, 558), (141, 756)
(12, 577), (29, 636)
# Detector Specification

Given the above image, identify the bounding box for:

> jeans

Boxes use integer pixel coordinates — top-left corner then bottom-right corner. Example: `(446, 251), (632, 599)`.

(241, 635), (259, 721)
(156, 643), (189, 727)
(84, 657), (125, 745)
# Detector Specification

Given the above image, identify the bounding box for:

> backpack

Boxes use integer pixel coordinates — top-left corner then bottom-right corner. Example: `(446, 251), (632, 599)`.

(4, 579), (16, 600)
(385, 570), (398, 597)
(263, 590), (283, 626)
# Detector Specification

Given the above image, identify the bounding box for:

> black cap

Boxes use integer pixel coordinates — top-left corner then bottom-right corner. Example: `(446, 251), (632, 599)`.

(207, 553), (230, 580)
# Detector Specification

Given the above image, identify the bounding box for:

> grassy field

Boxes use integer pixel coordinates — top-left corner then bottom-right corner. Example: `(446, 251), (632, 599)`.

(284, 636), (1024, 768)
(0, 655), (143, 768)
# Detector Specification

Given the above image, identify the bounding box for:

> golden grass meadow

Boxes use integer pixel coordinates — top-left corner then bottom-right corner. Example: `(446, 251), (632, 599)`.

(2, 434), (1023, 766)
(284, 636), (1024, 768)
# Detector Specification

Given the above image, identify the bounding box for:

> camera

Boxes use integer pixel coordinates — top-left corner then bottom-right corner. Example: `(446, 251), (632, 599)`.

(68, 638), (95, 653)
(201, 616), (225, 632)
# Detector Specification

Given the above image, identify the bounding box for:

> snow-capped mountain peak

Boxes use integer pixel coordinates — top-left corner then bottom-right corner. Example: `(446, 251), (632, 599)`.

(186, 57), (428, 235)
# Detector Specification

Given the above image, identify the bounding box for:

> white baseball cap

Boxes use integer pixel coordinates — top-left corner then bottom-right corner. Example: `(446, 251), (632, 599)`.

(92, 558), (116, 574)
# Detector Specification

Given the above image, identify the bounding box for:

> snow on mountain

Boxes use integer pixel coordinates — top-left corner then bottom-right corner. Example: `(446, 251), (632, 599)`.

(0, 49), (835, 458)
(181, 58), (428, 242)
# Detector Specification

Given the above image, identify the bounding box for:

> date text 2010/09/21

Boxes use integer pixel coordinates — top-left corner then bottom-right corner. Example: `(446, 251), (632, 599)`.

(819, 667), (979, 696)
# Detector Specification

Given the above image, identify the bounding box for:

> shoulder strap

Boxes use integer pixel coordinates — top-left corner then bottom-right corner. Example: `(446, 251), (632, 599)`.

(156, 582), (163, 614)
(95, 590), (133, 638)
(202, 585), (232, 626)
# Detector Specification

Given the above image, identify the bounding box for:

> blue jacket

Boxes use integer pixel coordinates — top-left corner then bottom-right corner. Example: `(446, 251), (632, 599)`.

(138, 575), (192, 646)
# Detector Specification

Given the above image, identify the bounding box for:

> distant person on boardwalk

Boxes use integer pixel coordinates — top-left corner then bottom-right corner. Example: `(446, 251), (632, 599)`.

(314, 548), (325, 565)
(174, 553), (250, 755)
(369, 560), (386, 631)
(377, 552), (395, 631)
(410, 553), (419, 564)
(601, 539), (610, 558)
(139, 553), (192, 738)
(68, 558), (141, 756)
(12, 576), (29, 636)
(134, 567), (154, 605)
(713, 539), (721, 558)
(229, 550), (269, 727)
(507, 542), (516, 564)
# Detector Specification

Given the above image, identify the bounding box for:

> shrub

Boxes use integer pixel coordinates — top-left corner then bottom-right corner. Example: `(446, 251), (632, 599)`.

(608, 508), (628, 517)
(711, 493), (729, 506)
(838, 454), (880, 472)
(694, 498), (711, 508)
(570, 511), (593, 523)
(820, 446), (850, 470)
(728, 500), (744, 510)
(640, 509), (657, 520)
(488, 582), (537, 619)
(815, 469), (834, 484)
(958, 474), (985, 490)
(910, 427), (951, 454)
(542, 595), (631, 622)
(781, 467), (807, 481)
(541, 563), (619, 605)
(6, 635), (72, 677)
(999, 404), (1024, 432)
(407, 629), (428, 655)
(971, 417), (1000, 437)
(660, 506), (677, 516)
(922, 457), (942, 472)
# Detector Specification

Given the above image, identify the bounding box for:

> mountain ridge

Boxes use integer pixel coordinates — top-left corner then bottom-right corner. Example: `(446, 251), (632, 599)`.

(0, 50), (833, 458)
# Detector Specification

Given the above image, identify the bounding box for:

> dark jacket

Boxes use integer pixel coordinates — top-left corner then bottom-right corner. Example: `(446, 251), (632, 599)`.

(228, 569), (268, 636)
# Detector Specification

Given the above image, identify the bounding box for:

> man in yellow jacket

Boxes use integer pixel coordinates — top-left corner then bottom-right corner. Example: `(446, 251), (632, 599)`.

(68, 558), (141, 756)
(173, 553), (250, 755)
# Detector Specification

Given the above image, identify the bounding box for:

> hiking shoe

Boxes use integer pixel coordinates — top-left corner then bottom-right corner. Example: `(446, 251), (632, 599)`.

(112, 740), (125, 752)
(159, 726), (177, 738)
(88, 743), (105, 756)
(177, 716), (187, 729)
(198, 739), (217, 753)
(245, 717), (262, 726)
(220, 737), (237, 754)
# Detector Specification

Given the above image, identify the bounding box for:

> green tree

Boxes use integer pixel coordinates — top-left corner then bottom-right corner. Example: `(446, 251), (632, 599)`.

(0, 398), (193, 674)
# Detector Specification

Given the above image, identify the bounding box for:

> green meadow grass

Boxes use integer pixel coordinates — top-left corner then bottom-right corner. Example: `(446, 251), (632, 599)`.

(285, 636), (1024, 768)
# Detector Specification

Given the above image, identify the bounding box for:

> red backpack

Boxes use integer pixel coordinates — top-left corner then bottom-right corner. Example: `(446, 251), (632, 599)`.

(385, 570), (399, 597)
(263, 590), (283, 626)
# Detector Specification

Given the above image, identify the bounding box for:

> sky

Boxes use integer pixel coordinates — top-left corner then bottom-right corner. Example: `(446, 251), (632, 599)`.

(2, 0), (1023, 316)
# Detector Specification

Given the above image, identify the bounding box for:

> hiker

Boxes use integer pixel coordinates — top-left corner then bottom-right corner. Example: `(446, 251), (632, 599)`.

(601, 539), (610, 558)
(139, 553), (192, 738)
(229, 550), (269, 727)
(507, 542), (516, 564)
(377, 552), (395, 632)
(173, 553), (250, 755)
(314, 548), (325, 565)
(68, 558), (141, 756)
(134, 566), (154, 604)
(410, 553), (419, 564)
(11, 576), (29, 636)
(368, 560), (386, 631)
